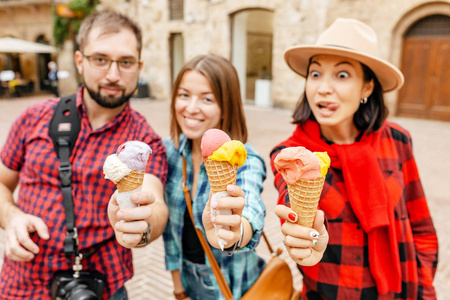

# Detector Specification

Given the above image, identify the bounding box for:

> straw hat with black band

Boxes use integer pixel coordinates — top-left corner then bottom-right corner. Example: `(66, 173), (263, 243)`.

(284, 18), (404, 93)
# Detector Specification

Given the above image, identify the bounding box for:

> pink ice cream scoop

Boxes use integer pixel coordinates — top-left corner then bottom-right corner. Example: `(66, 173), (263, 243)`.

(116, 141), (152, 172)
(201, 129), (231, 159)
(273, 146), (321, 184)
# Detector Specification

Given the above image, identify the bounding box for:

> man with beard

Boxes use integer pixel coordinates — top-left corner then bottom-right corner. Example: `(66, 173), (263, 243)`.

(0, 10), (168, 299)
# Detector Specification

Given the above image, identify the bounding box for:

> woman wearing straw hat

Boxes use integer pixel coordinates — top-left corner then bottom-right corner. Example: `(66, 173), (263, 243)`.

(271, 18), (438, 299)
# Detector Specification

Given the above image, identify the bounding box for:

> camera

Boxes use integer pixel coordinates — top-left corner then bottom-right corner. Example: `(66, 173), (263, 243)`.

(51, 270), (106, 300)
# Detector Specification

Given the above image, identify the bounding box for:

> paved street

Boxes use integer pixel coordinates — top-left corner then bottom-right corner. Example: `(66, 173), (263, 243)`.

(0, 93), (449, 299)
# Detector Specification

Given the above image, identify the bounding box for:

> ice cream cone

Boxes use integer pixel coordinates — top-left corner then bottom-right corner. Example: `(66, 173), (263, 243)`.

(117, 170), (144, 193)
(287, 176), (325, 228)
(204, 158), (238, 193)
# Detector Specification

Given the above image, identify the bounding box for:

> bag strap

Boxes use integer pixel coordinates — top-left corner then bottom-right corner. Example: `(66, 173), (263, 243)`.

(182, 157), (234, 300)
(261, 231), (283, 257)
(49, 94), (81, 260)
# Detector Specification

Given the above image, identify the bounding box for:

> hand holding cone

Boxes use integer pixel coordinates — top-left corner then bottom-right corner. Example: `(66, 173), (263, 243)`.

(201, 129), (247, 250)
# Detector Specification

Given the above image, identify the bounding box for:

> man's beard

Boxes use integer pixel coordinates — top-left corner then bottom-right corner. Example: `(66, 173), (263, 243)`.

(85, 83), (137, 108)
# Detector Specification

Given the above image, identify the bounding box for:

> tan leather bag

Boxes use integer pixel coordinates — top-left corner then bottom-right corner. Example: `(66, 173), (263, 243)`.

(182, 158), (299, 300)
(240, 235), (296, 300)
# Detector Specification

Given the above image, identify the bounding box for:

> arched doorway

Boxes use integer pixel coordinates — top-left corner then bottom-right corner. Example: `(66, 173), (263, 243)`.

(230, 9), (274, 105)
(169, 33), (184, 86)
(397, 15), (450, 121)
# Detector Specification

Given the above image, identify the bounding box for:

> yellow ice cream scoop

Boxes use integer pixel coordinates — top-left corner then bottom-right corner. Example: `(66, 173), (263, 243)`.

(314, 152), (331, 177)
(208, 140), (247, 167)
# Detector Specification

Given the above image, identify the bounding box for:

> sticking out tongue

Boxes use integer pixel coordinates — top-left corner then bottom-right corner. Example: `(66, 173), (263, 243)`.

(319, 102), (339, 111)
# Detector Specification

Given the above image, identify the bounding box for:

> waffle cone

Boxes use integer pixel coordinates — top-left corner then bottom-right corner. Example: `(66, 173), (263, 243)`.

(117, 170), (144, 193)
(288, 176), (325, 228)
(204, 158), (238, 193)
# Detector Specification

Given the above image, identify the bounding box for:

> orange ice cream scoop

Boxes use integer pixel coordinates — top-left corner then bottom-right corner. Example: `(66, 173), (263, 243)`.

(314, 152), (331, 177)
(208, 140), (247, 167)
(274, 146), (322, 184)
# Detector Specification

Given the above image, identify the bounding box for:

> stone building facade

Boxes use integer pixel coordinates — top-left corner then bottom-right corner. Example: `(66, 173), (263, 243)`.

(0, 0), (54, 91)
(1, 0), (449, 120)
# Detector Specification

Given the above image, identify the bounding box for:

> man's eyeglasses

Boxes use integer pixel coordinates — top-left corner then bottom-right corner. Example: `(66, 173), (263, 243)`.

(82, 53), (141, 73)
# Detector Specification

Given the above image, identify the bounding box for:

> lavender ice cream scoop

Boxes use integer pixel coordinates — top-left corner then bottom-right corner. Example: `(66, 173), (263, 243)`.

(116, 141), (152, 172)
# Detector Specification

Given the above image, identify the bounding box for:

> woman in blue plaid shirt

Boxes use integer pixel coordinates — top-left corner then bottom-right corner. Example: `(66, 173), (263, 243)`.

(162, 54), (267, 300)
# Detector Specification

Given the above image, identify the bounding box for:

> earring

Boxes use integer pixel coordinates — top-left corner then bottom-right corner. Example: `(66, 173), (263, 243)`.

(360, 97), (368, 104)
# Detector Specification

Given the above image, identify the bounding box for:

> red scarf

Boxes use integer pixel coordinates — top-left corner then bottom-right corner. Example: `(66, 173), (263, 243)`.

(287, 120), (401, 294)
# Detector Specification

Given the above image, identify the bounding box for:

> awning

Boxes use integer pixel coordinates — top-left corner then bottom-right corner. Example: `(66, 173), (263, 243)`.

(0, 37), (57, 54)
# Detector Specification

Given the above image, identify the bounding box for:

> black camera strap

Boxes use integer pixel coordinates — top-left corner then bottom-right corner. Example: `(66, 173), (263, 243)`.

(49, 94), (81, 260)
(49, 95), (116, 277)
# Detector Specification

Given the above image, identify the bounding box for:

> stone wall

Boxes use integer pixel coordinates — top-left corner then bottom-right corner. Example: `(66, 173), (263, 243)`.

(2, 0), (449, 114)
(0, 2), (53, 41)
(123, 0), (449, 113)
(0, 2), (54, 85)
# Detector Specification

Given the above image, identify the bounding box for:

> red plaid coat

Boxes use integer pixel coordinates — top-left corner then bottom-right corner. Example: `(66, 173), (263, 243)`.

(270, 122), (438, 299)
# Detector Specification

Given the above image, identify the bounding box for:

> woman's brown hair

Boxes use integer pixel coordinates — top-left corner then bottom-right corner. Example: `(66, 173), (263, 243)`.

(169, 54), (248, 147)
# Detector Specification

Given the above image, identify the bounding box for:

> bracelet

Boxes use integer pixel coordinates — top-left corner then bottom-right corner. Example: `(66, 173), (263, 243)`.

(222, 219), (244, 254)
(174, 290), (188, 300)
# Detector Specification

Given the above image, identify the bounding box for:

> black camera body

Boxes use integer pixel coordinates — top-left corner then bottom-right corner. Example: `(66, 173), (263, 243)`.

(51, 270), (106, 300)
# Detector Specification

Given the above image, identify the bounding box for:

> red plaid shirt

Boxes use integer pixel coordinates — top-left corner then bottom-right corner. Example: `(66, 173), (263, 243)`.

(0, 87), (168, 299)
(270, 122), (438, 300)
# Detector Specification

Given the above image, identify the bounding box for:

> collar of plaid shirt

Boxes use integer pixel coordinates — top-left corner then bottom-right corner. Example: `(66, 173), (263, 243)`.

(286, 120), (402, 294)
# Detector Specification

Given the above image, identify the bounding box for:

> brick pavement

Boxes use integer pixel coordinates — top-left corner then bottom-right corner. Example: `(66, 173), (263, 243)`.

(0, 94), (449, 299)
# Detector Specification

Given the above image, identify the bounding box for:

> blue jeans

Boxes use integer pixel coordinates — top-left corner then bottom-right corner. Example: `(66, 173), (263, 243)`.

(182, 259), (216, 300)
(110, 286), (128, 300)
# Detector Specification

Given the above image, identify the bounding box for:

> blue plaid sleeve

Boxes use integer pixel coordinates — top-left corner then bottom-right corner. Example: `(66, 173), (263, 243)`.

(237, 144), (266, 250)
(162, 138), (184, 271)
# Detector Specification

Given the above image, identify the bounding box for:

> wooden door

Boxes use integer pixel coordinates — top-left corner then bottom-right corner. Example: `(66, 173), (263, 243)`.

(397, 37), (450, 121)
(397, 14), (450, 122)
